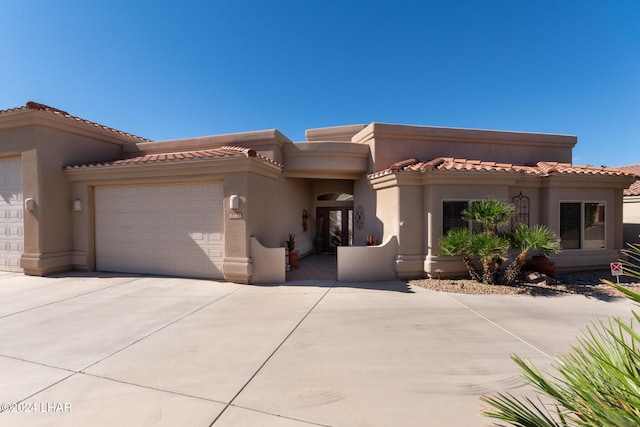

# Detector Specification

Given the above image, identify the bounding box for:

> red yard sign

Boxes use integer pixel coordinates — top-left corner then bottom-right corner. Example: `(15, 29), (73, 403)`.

(610, 262), (624, 276)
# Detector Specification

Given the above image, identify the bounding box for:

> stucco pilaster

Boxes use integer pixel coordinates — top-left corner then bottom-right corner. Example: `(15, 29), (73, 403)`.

(222, 173), (252, 283)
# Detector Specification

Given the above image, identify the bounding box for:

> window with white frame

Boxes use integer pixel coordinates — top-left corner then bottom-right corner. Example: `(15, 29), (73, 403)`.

(559, 202), (605, 249)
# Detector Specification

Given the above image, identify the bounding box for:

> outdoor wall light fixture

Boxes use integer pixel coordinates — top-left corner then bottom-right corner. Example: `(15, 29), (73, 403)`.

(24, 198), (35, 211)
(229, 195), (240, 210)
(73, 199), (82, 212)
(302, 209), (310, 231)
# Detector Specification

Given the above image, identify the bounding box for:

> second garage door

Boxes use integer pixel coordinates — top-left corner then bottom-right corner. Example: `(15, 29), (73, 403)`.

(0, 157), (24, 272)
(95, 182), (224, 279)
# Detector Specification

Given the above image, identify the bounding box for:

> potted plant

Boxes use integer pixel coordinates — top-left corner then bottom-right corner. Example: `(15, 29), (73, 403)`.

(286, 233), (299, 269)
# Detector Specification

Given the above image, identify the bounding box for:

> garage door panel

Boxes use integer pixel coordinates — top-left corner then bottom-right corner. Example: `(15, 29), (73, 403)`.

(95, 183), (224, 279)
(0, 157), (24, 272)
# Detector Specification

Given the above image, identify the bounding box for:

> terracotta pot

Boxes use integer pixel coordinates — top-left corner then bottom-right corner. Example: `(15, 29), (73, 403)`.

(526, 255), (555, 277)
(287, 250), (299, 269)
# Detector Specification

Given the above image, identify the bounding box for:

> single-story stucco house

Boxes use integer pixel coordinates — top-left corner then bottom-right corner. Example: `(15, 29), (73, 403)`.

(618, 164), (640, 245)
(0, 101), (637, 283)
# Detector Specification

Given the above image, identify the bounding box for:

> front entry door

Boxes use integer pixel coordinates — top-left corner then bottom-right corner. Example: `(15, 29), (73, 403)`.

(316, 207), (352, 253)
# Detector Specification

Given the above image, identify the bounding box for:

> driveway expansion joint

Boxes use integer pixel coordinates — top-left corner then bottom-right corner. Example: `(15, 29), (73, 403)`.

(79, 286), (243, 373)
(209, 286), (333, 426)
(445, 293), (552, 358)
(0, 277), (144, 320)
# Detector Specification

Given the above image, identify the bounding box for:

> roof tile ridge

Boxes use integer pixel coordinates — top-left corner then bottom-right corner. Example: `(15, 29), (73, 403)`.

(23, 101), (152, 143)
(419, 157), (446, 171)
(218, 145), (257, 157)
(389, 158), (420, 172)
(536, 161), (560, 175)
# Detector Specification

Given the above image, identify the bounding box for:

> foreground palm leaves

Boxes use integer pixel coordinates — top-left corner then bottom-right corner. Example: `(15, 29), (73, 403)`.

(481, 312), (640, 427)
(482, 242), (640, 426)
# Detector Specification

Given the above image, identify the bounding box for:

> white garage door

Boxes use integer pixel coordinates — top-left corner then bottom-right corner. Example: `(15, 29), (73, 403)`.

(0, 157), (24, 272)
(95, 182), (224, 279)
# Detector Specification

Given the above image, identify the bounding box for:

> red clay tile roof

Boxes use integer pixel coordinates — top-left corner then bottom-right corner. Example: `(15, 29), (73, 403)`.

(617, 165), (640, 196)
(370, 157), (640, 180)
(0, 101), (151, 143)
(64, 145), (283, 170)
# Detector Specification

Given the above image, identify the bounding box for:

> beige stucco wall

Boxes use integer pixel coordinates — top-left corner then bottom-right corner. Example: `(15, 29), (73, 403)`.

(246, 173), (314, 256)
(352, 178), (378, 246)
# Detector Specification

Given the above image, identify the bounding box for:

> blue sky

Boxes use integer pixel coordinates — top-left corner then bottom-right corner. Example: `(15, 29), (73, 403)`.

(1, 1), (638, 166)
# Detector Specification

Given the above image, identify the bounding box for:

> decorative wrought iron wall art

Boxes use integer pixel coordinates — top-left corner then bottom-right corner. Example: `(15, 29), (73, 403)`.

(354, 205), (365, 230)
(511, 191), (530, 228)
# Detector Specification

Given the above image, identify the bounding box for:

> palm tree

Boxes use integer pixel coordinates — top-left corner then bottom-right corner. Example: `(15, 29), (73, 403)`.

(503, 224), (560, 285)
(440, 227), (481, 281)
(463, 198), (516, 234)
(469, 232), (509, 284)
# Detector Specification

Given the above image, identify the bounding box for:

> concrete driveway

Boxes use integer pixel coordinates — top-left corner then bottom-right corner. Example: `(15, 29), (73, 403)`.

(0, 272), (636, 427)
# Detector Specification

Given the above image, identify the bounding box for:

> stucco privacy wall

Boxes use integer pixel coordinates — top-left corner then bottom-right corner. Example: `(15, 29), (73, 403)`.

(250, 237), (285, 283)
(337, 236), (398, 281)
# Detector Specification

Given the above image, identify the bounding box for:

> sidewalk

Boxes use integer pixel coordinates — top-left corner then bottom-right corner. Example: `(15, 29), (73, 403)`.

(0, 272), (636, 426)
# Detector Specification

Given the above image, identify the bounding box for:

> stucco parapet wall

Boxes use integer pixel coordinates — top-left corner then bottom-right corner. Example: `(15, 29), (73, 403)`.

(64, 155), (282, 182)
(352, 122), (578, 148)
(538, 173), (637, 190)
(305, 124), (367, 142)
(123, 129), (291, 156)
(283, 141), (369, 179)
(0, 102), (149, 145)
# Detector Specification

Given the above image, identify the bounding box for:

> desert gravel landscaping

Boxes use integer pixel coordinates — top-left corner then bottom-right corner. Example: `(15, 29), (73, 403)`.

(409, 269), (640, 297)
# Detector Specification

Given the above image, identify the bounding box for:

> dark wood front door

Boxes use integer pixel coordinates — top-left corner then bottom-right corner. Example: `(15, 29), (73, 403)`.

(315, 207), (352, 253)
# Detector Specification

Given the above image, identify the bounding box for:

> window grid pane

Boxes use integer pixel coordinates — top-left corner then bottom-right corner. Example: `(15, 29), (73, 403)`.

(584, 202), (605, 249)
(560, 203), (581, 249)
(443, 201), (469, 234)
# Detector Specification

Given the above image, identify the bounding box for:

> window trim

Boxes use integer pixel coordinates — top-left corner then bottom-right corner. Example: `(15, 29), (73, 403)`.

(559, 200), (607, 251)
